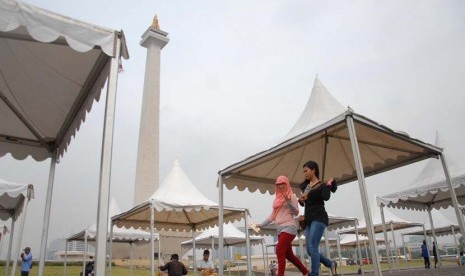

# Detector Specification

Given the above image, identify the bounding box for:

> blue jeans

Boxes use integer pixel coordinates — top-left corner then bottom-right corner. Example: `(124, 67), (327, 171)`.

(306, 220), (333, 276)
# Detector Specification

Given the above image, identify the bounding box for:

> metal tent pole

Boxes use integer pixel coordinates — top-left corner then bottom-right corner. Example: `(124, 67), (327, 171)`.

(355, 222), (364, 276)
(347, 116), (382, 276)
(324, 230), (332, 275)
(38, 154), (57, 276)
(150, 206), (155, 276)
(337, 233), (343, 276)
(218, 175), (225, 275)
(129, 242), (133, 276)
(193, 227), (197, 276)
(94, 37), (121, 276)
(401, 234), (408, 269)
(390, 222), (399, 270)
(427, 207), (441, 267)
(440, 154), (465, 250)
(379, 205), (392, 272)
(83, 231), (88, 276)
(244, 211), (252, 275)
(108, 221), (114, 274)
(11, 192), (30, 276)
(451, 226), (458, 254)
(64, 239), (68, 276)
(261, 239), (267, 276)
(5, 215), (15, 276)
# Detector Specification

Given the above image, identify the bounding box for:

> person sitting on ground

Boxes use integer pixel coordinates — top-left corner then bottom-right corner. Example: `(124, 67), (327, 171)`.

(159, 254), (188, 276)
(198, 249), (215, 276)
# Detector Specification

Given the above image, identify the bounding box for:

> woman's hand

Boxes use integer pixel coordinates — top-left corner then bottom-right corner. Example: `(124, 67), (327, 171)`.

(326, 178), (334, 186)
(249, 222), (261, 233)
(298, 192), (307, 202)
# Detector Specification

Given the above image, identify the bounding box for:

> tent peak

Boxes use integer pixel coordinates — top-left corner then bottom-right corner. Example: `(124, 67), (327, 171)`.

(284, 77), (346, 140)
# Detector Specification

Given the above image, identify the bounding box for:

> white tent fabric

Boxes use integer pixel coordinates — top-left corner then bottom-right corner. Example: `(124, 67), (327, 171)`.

(1, 1), (128, 274)
(68, 198), (152, 242)
(113, 160), (245, 231)
(377, 133), (465, 211)
(180, 224), (262, 249)
(220, 78), (441, 195)
(284, 77), (346, 140)
(0, 178), (33, 275)
(0, 0), (128, 161)
(343, 207), (423, 235)
(0, 178), (34, 221)
(218, 77), (442, 275)
(403, 210), (458, 237)
(339, 234), (385, 247)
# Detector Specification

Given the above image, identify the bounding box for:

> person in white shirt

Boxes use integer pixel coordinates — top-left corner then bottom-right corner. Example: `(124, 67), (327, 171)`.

(198, 249), (215, 275)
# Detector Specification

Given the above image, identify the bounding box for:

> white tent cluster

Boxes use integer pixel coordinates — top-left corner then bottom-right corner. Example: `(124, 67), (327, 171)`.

(216, 77), (456, 276)
(112, 159), (253, 275)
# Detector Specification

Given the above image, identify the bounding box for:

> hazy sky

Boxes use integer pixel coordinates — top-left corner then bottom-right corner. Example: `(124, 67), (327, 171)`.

(1, 0), (465, 258)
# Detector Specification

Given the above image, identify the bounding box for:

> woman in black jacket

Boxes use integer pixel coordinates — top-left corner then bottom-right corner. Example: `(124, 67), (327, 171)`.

(299, 160), (337, 276)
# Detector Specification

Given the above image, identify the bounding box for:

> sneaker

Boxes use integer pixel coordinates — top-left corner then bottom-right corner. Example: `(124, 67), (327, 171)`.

(331, 261), (337, 276)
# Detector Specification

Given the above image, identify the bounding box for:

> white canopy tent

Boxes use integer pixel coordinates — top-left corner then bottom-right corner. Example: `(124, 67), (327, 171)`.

(403, 210), (460, 250)
(112, 160), (249, 276)
(181, 224), (264, 275)
(66, 198), (154, 276)
(338, 233), (386, 275)
(0, 1), (128, 275)
(181, 224), (263, 249)
(340, 207), (424, 271)
(0, 178), (34, 275)
(217, 77), (443, 276)
(377, 132), (465, 267)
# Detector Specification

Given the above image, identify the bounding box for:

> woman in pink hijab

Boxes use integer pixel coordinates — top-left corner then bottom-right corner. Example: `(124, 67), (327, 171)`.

(255, 176), (308, 276)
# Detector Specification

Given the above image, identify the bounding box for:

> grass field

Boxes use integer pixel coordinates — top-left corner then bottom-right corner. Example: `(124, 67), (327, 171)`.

(0, 259), (459, 275)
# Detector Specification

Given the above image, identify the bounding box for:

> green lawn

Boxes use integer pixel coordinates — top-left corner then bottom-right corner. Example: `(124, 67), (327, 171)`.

(0, 265), (171, 276)
(0, 259), (458, 275)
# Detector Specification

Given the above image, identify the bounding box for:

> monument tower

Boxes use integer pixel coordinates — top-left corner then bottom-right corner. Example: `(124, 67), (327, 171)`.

(134, 16), (169, 205)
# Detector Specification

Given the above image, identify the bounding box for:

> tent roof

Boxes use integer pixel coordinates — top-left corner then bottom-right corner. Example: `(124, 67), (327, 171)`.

(219, 78), (442, 195)
(403, 210), (459, 237)
(67, 198), (153, 243)
(0, 0), (128, 161)
(340, 206), (423, 235)
(377, 132), (465, 211)
(339, 234), (385, 247)
(404, 225), (459, 238)
(0, 178), (33, 221)
(180, 224), (262, 249)
(112, 160), (245, 232)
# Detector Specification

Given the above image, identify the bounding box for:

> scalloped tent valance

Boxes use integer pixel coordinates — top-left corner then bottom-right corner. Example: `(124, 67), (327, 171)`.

(0, 0), (128, 161)
(377, 132), (465, 211)
(180, 223), (263, 249)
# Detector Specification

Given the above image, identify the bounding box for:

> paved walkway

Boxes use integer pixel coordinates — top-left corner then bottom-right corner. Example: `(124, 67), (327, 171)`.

(280, 266), (465, 276)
